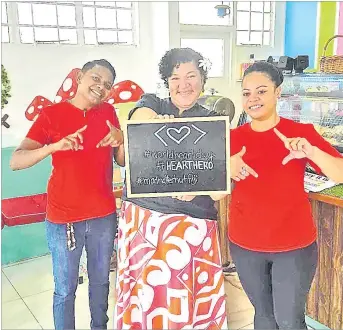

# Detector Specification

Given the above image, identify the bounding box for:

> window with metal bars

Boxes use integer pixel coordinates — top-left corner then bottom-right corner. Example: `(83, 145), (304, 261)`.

(82, 1), (134, 45)
(236, 1), (274, 46)
(16, 1), (77, 44)
(1, 1), (135, 45)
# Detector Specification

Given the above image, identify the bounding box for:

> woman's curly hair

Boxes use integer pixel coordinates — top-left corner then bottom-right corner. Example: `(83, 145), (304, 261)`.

(158, 48), (208, 88)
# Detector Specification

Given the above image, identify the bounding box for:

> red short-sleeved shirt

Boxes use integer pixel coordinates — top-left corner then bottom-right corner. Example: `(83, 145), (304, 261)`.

(26, 101), (120, 224)
(229, 117), (342, 252)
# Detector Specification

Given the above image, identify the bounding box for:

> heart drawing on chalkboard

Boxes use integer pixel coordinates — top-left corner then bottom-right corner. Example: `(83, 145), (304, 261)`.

(166, 126), (191, 144)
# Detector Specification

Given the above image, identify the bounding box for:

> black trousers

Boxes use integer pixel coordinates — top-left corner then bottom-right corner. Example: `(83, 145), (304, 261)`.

(230, 241), (318, 330)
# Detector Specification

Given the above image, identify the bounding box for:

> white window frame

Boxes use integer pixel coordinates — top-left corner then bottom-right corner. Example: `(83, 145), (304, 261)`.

(176, 2), (235, 82)
(15, 1), (78, 44)
(178, 1), (234, 28)
(81, 1), (135, 46)
(235, 1), (275, 46)
(1, 2), (10, 43)
(180, 32), (230, 79)
(2, 1), (138, 46)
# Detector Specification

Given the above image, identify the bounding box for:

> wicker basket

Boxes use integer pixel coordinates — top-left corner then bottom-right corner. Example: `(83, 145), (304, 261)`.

(319, 35), (343, 73)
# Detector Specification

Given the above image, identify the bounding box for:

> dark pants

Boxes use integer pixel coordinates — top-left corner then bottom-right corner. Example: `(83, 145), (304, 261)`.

(46, 213), (117, 330)
(230, 241), (318, 330)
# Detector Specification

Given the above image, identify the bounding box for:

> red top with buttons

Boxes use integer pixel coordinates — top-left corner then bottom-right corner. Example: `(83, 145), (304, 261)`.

(26, 101), (120, 224)
(229, 117), (342, 252)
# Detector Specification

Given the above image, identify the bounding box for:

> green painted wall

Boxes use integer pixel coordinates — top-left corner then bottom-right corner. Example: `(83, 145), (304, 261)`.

(317, 2), (337, 68)
(2, 147), (52, 199)
(1, 147), (52, 265)
(1, 223), (49, 265)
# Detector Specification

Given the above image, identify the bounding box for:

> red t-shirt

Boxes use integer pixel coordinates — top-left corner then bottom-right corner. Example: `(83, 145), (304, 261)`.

(26, 101), (120, 224)
(228, 117), (342, 252)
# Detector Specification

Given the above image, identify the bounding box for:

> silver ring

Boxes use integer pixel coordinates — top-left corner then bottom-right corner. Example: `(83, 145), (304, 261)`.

(240, 166), (247, 175)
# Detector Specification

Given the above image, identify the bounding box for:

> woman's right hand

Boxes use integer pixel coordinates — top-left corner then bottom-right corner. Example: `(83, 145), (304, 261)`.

(52, 125), (87, 152)
(230, 146), (258, 181)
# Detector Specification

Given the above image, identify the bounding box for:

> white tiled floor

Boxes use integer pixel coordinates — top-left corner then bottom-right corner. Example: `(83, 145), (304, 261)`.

(3, 255), (54, 297)
(2, 255), (254, 329)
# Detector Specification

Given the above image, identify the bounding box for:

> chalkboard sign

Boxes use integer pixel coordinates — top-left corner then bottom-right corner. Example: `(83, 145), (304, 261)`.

(123, 117), (230, 197)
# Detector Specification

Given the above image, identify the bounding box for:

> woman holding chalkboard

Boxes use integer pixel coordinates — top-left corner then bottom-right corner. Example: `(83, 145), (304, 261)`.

(228, 61), (343, 329)
(114, 48), (228, 329)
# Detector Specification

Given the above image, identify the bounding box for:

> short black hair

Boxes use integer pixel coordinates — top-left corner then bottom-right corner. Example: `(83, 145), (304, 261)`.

(158, 48), (208, 88)
(243, 61), (284, 88)
(81, 59), (116, 83)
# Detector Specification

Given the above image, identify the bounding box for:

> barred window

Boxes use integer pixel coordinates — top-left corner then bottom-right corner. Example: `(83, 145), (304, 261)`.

(16, 2), (77, 44)
(82, 2), (133, 45)
(2, 1), (136, 45)
(236, 1), (274, 46)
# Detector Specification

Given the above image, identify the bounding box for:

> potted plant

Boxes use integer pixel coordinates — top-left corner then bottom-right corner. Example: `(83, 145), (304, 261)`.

(1, 64), (11, 128)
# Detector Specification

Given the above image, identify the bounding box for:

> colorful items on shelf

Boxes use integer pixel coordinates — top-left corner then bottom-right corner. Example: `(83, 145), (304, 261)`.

(282, 73), (343, 98)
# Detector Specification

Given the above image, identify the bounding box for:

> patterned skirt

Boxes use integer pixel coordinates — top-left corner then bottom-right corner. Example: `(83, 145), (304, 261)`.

(114, 201), (227, 329)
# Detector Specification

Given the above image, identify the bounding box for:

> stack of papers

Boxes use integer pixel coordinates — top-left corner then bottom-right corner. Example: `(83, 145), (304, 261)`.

(304, 172), (337, 192)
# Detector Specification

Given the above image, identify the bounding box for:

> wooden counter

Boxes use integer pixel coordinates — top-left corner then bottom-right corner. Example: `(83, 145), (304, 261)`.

(309, 192), (343, 208)
(217, 197), (229, 263)
(306, 193), (343, 330)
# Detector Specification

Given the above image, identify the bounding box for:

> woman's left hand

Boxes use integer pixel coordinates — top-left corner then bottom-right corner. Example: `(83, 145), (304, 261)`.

(172, 195), (196, 202)
(154, 114), (175, 120)
(97, 120), (123, 148)
(274, 128), (315, 164)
